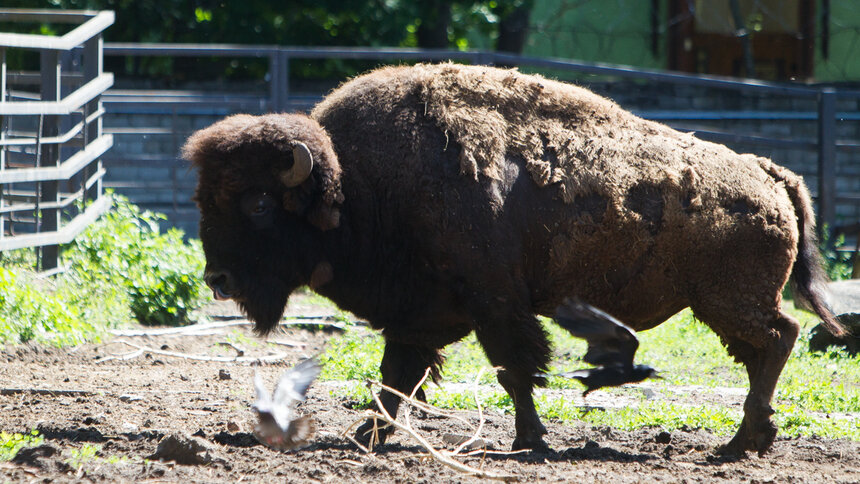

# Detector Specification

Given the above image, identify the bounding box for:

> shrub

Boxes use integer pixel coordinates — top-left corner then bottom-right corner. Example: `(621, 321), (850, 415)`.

(63, 195), (208, 326)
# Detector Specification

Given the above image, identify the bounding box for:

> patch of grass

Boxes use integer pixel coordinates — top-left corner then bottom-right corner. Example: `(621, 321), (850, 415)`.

(0, 430), (44, 461)
(330, 381), (374, 409)
(320, 329), (383, 381)
(66, 443), (100, 469)
(308, 297), (859, 441)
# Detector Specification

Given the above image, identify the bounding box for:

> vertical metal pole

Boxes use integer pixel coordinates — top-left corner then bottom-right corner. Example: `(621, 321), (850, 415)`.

(269, 51), (280, 112)
(280, 50), (290, 112)
(40, 49), (61, 271)
(83, 35), (103, 205)
(1, 47), (6, 240)
(817, 88), (837, 236)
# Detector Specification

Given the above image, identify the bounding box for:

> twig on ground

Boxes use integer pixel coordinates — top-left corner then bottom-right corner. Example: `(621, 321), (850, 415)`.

(345, 368), (518, 482)
(96, 339), (289, 364)
(267, 339), (307, 348)
(214, 341), (245, 357)
(109, 320), (249, 337)
(0, 388), (93, 396)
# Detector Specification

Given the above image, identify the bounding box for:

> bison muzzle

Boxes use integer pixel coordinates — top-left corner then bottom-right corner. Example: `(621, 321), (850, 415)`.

(183, 63), (845, 456)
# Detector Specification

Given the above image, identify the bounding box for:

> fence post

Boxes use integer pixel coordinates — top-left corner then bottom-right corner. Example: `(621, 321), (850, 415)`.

(39, 49), (61, 271)
(817, 88), (836, 236)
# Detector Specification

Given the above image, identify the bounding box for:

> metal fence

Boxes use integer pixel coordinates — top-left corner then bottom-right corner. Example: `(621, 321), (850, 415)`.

(100, 44), (860, 240)
(0, 9), (114, 270)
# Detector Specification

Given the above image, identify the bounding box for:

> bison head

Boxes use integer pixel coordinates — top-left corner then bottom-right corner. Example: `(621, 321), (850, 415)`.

(182, 114), (344, 333)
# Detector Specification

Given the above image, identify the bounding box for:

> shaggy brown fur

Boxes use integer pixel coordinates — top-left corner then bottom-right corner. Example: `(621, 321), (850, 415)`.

(185, 63), (843, 457)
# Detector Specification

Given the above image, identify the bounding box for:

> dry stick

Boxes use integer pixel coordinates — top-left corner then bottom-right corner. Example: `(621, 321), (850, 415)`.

(452, 367), (488, 455)
(214, 341), (245, 357)
(0, 388), (93, 396)
(367, 388), (518, 482)
(95, 339), (289, 364)
(366, 380), (473, 428)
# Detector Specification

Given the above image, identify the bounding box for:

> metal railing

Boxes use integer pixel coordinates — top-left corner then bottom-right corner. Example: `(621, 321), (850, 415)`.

(0, 9), (114, 270)
(99, 44), (859, 237)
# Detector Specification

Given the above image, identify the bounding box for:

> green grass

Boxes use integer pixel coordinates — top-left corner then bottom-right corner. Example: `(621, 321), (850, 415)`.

(319, 299), (860, 441)
(0, 430), (44, 461)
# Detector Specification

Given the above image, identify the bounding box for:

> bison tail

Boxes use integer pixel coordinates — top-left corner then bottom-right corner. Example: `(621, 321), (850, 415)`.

(761, 160), (847, 337)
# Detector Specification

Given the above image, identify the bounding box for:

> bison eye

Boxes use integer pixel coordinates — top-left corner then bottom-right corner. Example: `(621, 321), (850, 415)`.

(240, 192), (277, 222)
(252, 198), (270, 216)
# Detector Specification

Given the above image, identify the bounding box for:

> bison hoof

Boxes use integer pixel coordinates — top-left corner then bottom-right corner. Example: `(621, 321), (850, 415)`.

(716, 421), (777, 457)
(354, 418), (391, 449)
(511, 436), (550, 453)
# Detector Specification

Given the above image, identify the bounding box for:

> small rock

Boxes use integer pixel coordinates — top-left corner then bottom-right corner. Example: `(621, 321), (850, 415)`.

(160, 344), (170, 350)
(218, 369), (232, 380)
(122, 422), (139, 433)
(584, 440), (599, 450)
(226, 421), (240, 432)
(147, 433), (213, 465)
(82, 416), (101, 426)
(180, 375), (190, 382)
(143, 419), (153, 428)
(119, 394), (143, 402)
(192, 429), (206, 438)
(655, 431), (672, 444)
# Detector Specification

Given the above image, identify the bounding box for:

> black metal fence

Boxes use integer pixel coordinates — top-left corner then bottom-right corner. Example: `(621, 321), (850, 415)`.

(0, 9), (114, 271)
(98, 44), (860, 240)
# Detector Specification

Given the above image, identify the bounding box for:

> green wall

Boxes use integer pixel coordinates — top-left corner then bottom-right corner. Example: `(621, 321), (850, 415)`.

(522, 0), (860, 82)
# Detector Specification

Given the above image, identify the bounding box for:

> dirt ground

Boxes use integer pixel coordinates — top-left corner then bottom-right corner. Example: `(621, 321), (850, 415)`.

(1, 297), (858, 483)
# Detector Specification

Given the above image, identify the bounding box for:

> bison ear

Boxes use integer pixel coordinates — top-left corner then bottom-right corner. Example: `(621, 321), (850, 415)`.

(280, 142), (314, 188)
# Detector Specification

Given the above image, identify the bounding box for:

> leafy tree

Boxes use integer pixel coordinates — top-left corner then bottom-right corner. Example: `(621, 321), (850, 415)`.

(3, 1), (534, 80)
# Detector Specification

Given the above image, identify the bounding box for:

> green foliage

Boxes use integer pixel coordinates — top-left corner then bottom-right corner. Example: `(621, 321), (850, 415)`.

(330, 381), (374, 410)
(819, 228), (854, 281)
(1, 195), (207, 344)
(2, 1), (532, 81)
(64, 195), (207, 326)
(0, 267), (98, 346)
(0, 430), (43, 461)
(66, 443), (101, 469)
(319, 328), (384, 381)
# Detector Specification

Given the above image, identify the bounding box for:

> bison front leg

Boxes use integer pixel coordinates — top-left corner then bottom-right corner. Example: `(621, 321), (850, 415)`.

(475, 316), (551, 451)
(354, 340), (442, 448)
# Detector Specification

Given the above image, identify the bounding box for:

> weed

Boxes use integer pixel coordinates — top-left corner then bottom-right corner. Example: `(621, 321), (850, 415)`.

(66, 443), (100, 469)
(0, 429), (44, 461)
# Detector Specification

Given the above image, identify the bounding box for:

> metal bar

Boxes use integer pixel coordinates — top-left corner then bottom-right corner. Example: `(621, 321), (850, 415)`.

(682, 129), (818, 150)
(0, 134), (112, 183)
(39, 49), (60, 269)
(0, 194), (109, 251)
(0, 107), (104, 146)
(0, 166), (104, 214)
(0, 73), (113, 115)
(0, 11), (114, 51)
(268, 51), (280, 112)
(0, 9), (101, 23)
(818, 88), (837, 232)
(492, 53), (821, 97)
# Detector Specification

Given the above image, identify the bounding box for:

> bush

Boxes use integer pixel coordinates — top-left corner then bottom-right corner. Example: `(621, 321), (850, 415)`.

(63, 195), (208, 326)
(1, 195), (209, 345)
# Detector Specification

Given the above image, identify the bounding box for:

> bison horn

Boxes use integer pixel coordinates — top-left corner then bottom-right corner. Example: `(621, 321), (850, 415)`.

(281, 142), (314, 187)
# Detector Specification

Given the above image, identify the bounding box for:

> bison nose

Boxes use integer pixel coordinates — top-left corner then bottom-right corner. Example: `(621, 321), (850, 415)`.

(205, 270), (234, 301)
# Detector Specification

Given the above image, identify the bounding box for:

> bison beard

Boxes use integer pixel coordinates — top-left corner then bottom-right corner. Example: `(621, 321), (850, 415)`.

(184, 63), (845, 456)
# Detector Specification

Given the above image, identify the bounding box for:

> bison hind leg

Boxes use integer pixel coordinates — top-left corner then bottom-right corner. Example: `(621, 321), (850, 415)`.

(703, 311), (800, 457)
(474, 314), (552, 451)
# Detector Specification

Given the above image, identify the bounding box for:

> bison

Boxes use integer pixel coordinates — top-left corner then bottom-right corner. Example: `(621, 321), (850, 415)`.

(183, 63), (845, 456)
